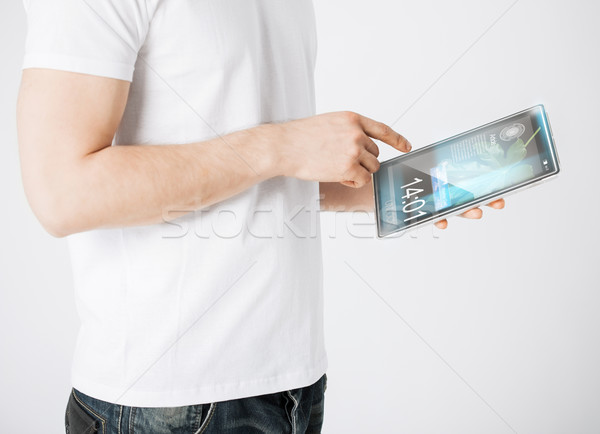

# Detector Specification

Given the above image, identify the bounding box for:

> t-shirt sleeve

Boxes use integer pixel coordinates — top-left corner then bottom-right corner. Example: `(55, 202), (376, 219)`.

(22, 0), (152, 82)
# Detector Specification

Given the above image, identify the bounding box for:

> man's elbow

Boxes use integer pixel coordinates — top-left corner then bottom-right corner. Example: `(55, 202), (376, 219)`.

(37, 213), (72, 238)
(24, 184), (80, 238)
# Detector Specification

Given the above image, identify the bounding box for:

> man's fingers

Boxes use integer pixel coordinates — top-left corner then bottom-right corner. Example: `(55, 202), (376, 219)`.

(358, 115), (411, 153)
(359, 152), (380, 173)
(435, 219), (448, 229)
(342, 166), (372, 188)
(487, 198), (505, 209)
(459, 207), (483, 219)
(364, 138), (380, 157)
(460, 199), (504, 218)
(437, 199), (504, 228)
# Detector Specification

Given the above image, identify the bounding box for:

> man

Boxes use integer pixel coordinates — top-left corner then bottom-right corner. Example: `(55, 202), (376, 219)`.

(17, 0), (503, 432)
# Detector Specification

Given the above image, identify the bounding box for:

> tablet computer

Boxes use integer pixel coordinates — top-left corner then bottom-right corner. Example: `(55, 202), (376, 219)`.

(373, 105), (560, 238)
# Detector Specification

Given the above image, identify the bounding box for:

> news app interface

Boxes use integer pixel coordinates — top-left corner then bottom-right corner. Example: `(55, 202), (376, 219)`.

(375, 107), (555, 236)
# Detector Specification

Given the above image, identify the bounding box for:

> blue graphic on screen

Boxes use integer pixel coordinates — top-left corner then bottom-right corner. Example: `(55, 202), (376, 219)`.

(374, 109), (550, 236)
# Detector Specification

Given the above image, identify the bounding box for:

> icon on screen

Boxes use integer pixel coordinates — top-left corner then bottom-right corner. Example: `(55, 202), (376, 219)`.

(500, 123), (526, 141)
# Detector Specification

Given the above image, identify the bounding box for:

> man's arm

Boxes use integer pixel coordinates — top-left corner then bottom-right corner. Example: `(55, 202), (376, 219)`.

(17, 69), (409, 237)
(17, 69), (279, 236)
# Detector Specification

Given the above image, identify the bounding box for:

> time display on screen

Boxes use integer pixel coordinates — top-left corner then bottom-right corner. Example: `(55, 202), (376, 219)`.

(383, 177), (428, 224)
(398, 177), (427, 222)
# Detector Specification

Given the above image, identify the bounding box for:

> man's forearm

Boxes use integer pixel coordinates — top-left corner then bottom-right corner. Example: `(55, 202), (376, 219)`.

(319, 181), (375, 212)
(33, 125), (279, 237)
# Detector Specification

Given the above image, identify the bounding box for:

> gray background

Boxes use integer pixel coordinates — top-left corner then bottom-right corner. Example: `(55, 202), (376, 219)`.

(1, 0), (599, 433)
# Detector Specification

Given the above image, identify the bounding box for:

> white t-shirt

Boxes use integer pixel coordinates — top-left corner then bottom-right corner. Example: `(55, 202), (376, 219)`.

(22, 0), (326, 407)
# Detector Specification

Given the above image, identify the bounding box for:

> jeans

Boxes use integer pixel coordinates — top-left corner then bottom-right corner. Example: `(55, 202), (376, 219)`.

(65, 374), (326, 434)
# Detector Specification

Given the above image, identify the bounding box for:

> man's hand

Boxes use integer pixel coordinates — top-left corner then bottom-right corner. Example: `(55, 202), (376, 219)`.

(309, 114), (507, 228)
(434, 198), (506, 230)
(274, 111), (411, 188)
